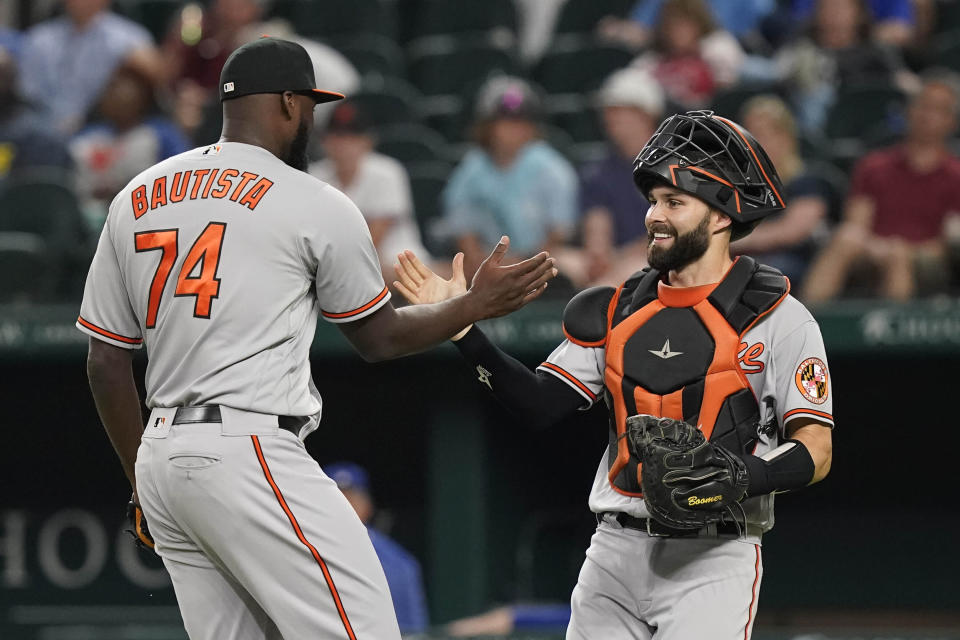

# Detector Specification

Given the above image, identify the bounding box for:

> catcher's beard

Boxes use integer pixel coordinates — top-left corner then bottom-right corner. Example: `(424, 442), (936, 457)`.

(647, 213), (712, 273)
(284, 119), (310, 172)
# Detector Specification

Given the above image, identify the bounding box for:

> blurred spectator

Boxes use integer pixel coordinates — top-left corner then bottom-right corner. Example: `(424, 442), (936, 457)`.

(310, 101), (434, 278)
(163, 0), (358, 139)
(441, 76), (578, 280)
(802, 72), (960, 302)
(323, 462), (429, 635)
(775, 0), (914, 132)
(731, 95), (830, 287)
(790, 0), (915, 47)
(628, 0), (745, 109)
(559, 67), (663, 288)
(0, 27), (22, 59)
(19, 0), (161, 135)
(70, 65), (190, 229)
(0, 47), (72, 184)
(599, 0), (776, 46)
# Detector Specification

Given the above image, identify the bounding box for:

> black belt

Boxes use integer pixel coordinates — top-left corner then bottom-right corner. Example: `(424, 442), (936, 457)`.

(605, 512), (743, 538)
(172, 406), (305, 436)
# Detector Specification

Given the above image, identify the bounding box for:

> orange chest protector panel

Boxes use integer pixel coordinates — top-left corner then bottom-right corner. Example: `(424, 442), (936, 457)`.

(603, 257), (788, 497)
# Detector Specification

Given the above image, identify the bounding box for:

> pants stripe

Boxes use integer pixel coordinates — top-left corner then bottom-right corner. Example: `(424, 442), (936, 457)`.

(743, 544), (761, 640)
(251, 435), (358, 640)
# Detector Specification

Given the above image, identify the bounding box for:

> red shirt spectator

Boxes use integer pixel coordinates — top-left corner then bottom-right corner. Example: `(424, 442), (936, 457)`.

(849, 146), (960, 243)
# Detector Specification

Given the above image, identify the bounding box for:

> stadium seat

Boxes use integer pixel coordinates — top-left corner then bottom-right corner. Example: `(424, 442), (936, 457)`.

(326, 34), (405, 79)
(934, 1), (960, 35)
(932, 30), (960, 71)
(547, 95), (604, 143)
(533, 36), (634, 95)
(407, 34), (520, 97)
(406, 162), (454, 256)
(825, 82), (907, 141)
(0, 172), (92, 300)
(712, 83), (784, 121)
(0, 232), (56, 303)
(114, 0), (185, 42)
(269, 0), (395, 40)
(413, 0), (517, 38)
(376, 123), (453, 164)
(351, 76), (424, 127)
(553, 0), (635, 35)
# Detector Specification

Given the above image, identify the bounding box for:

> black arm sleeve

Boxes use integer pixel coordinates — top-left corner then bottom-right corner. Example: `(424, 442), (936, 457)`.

(452, 326), (588, 429)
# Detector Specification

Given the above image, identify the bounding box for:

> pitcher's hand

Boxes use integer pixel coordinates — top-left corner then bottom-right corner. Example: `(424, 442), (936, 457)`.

(468, 236), (556, 319)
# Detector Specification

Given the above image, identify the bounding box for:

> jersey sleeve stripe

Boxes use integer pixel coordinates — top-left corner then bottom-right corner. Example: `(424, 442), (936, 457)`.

(76, 316), (143, 345)
(321, 286), (389, 319)
(538, 362), (598, 402)
(251, 435), (359, 640)
(562, 326), (605, 348)
(783, 408), (834, 423)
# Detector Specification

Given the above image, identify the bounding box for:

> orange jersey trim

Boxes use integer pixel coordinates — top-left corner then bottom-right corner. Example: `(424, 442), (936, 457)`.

(321, 286), (389, 319)
(783, 408), (834, 423)
(744, 544), (761, 640)
(251, 436), (358, 640)
(540, 362), (598, 401)
(77, 316), (143, 345)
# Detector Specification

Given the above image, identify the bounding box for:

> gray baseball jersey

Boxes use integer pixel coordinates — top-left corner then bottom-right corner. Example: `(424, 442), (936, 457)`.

(537, 293), (833, 536)
(77, 142), (390, 435)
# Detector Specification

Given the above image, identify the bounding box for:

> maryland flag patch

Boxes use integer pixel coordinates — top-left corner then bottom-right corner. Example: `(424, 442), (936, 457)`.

(795, 357), (828, 404)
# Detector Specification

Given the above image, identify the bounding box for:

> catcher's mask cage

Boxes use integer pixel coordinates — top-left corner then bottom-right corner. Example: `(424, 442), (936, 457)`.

(633, 110), (786, 241)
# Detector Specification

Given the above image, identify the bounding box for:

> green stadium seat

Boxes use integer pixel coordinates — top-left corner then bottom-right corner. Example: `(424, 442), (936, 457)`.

(413, 0), (517, 38)
(533, 36), (633, 95)
(712, 83), (784, 121)
(326, 33), (405, 79)
(934, 1), (960, 35)
(553, 0), (635, 35)
(376, 123), (452, 164)
(407, 34), (520, 96)
(932, 29), (960, 71)
(0, 233), (57, 303)
(547, 95), (603, 143)
(270, 0), (395, 40)
(0, 172), (92, 300)
(825, 82), (907, 141)
(350, 76), (423, 127)
(407, 162), (454, 256)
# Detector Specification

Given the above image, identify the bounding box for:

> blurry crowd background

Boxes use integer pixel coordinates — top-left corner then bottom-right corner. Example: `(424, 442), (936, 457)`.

(1, 0), (960, 305)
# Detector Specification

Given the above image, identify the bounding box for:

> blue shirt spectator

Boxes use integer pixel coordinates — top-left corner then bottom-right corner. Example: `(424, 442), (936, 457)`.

(790, 0), (913, 24)
(628, 0), (776, 38)
(323, 462), (429, 634)
(366, 528), (429, 633)
(0, 27), (21, 60)
(580, 153), (648, 248)
(19, 0), (157, 135)
(443, 142), (578, 256)
(0, 48), (71, 184)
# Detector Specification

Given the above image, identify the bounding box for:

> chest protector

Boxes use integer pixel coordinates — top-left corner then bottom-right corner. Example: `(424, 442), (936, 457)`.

(569, 257), (788, 497)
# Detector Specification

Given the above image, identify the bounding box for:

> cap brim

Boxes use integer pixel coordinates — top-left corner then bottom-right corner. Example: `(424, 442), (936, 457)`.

(310, 89), (345, 104)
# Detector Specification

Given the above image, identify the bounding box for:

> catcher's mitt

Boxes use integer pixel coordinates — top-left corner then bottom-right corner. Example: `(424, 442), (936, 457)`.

(126, 497), (156, 552)
(626, 415), (749, 530)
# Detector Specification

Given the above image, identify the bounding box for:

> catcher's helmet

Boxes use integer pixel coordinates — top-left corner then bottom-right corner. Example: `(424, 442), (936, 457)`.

(633, 110), (785, 240)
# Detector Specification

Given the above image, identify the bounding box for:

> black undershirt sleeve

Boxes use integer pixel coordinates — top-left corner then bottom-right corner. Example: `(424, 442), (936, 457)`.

(452, 325), (588, 429)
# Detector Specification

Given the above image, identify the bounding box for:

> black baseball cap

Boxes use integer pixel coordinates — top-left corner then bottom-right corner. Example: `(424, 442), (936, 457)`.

(219, 37), (345, 104)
